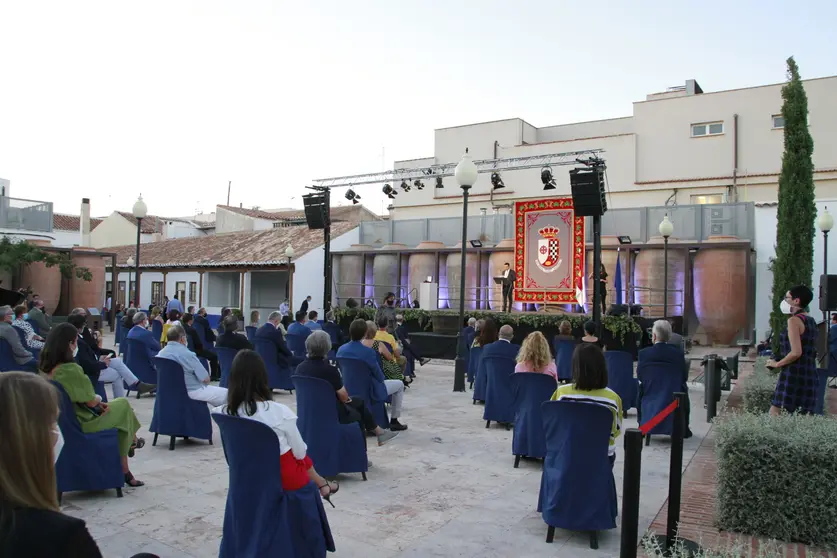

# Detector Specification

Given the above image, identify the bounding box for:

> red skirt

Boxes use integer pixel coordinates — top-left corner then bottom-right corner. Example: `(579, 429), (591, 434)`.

(280, 450), (313, 491)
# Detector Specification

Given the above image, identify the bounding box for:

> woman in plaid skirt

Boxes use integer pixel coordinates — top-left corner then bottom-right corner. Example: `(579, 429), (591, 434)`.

(766, 285), (819, 415)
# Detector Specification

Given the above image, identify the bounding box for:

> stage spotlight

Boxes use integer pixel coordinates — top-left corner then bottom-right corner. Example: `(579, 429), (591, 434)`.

(490, 172), (505, 190)
(413, 179), (425, 190)
(400, 180), (411, 192)
(541, 167), (557, 190)
(435, 176), (443, 188)
(344, 189), (361, 204)
(382, 184), (398, 199)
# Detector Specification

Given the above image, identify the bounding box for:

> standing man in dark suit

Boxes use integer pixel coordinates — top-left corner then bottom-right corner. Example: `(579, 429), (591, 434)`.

(255, 311), (301, 368)
(501, 262), (516, 313)
(300, 295), (312, 315)
(481, 324), (520, 361)
(216, 315), (253, 352)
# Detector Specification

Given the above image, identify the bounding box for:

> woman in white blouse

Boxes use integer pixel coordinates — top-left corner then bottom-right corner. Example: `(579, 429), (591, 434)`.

(213, 350), (339, 505)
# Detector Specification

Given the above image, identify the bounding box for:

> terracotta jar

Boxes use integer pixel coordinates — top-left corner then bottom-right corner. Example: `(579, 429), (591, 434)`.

(372, 243), (407, 305)
(70, 248), (106, 312)
(407, 241), (445, 307)
(336, 244), (371, 305)
(694, 236), (747, 345)
(19, 240), (62, 315)
(585, 235), (627, 308)
(446, 242), (479, 310)
(487, 238), (515, 310)
(633, 237), (687, 318)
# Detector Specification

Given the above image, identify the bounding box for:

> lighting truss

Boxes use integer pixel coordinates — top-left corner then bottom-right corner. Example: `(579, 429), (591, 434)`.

(311, 149), (605, 189)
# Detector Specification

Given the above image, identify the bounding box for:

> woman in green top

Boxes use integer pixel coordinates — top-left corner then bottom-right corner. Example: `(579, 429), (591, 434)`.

(40, 323), (146, 487)
(361, 321), (411, 385)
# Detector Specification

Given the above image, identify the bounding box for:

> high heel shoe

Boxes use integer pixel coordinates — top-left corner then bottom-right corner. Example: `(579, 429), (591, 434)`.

(317, 481), (339, 508)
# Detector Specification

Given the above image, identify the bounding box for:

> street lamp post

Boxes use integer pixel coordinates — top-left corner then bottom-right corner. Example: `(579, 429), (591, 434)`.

(126, 256), (135, 307)
(659, 214), (674, 321)
(818, 207), (833, 325)
(132, 195), (147, 308)
(453, 148), (478, 393)
(285, 246), (295, 314)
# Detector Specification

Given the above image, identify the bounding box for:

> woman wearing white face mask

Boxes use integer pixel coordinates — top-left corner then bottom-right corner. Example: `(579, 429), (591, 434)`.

(766, 285), (819, 416)
(0, 372), (103, 557)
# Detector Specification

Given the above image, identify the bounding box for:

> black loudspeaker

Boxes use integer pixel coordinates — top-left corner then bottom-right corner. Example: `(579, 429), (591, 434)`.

(819, 274), (837, 311)
(569, 168), (607, 217)
(302, 191), (330, 230)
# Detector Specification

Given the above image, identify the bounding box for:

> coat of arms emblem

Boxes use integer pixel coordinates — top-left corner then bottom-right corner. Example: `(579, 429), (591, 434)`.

(535, 225), (561, 274)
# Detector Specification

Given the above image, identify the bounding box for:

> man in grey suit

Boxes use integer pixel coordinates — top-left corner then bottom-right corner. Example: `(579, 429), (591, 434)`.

(27, 299), (52, 334)
(0, 305), (38, 371)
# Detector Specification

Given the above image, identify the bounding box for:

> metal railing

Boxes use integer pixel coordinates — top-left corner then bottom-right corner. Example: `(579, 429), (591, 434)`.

(0, 196), (53, 232)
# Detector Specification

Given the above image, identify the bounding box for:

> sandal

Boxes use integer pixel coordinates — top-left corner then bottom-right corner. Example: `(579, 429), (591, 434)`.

(128, 437), (146, 458)
(124, 472), (145, 487)
(317, 481), (339, 508)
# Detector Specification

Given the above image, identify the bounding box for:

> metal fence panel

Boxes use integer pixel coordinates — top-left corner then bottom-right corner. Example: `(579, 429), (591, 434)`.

(360, 220), (391, 247)
(0, 197), (53, 232)
(392, 219), (425, 247)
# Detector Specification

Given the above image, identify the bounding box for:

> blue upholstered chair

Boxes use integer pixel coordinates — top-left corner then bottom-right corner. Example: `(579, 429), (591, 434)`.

(151, 319), (163, 343)
(211, 413), (335, 558)
(123, 338), (157, 398)
(216, 347), (238, 389)
(322, 322), (342, 361)
(637, 360), (683, 443)
(482, 355), (517, 428)
(194, 322), (215, 353)
(553, 339), (576, 382)
(538, 400), (617, 549)
(51, 381), (123, 501)
(510, 372), (557, 467)
(0, 339), (20, 372)
(470, 346), (486, 402)
(292, 375), (368, 479)
(254, 339), (294, 392)
(604, 350), (638, 416)
(285, 333), (307, 358)
(25, 318), (40, 335)
(149, 357), (213, 450)
(245, 326), (257, 342)
(338, 357), (389, 430)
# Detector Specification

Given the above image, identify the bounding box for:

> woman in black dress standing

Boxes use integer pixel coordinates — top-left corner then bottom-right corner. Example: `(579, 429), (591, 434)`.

(766, 285), (819, 415)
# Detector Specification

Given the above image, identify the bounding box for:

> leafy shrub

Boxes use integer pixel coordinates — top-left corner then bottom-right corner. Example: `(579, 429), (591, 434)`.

(741, 357), (778, 414)
(643, 534), (781, 557)
(715, 412), (837, 549)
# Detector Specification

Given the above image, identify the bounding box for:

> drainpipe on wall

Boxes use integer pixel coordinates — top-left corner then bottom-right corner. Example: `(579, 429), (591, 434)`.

(731, 113), (739, 202)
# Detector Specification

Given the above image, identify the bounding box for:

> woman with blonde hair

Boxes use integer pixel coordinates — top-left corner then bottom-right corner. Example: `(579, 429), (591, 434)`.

(514, 331), (557, 381)
(0, 372), (102, 556)
(249, 310), (261, 328)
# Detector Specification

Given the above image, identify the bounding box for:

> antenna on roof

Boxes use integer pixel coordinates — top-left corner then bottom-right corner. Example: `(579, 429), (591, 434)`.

(227, 180), (231, 206)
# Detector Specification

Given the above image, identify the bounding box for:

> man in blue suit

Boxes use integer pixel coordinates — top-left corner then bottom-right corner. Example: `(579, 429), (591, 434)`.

(287, 310), (312, 342)
(337, 319), (407, 431)
(481, 324), (520, 360)
(256, 311), (302, 368)
(637, 320), (692, 438)
(126, 311), (162, 362)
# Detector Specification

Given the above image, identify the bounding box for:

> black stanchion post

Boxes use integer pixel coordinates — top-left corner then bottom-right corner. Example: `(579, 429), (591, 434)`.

(705, 354), (717, 422)
(619, 428), (643, 558)
(665, 392), (686, 552)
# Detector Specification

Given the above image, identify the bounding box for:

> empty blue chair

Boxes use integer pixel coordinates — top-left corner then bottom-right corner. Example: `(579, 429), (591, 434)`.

(0, 339), (20, 372)
(470, 346), (486, 402)
(292, 375), (368, 479)
(245, 326), (257, 342)
(149, 357), (213, 450)
(483, 355), (517, 428)
(254, 339), (294, 392)
(338, 357), (389, 430)
(212, 413), (335, 558)
(151, 319), (163, 342)
(51, 381), (123, 500)
(123, 338), (157, 398)
(553, 339), (575, 382)
(25, 318), (40, 335)
(637, 360), (683, 442)
(216, 347), (238, 389)
(537, 400), (617, 549)
(286, 333), (307, 357)
(511, 372), (557, 467)
(604, 351), (638, 416)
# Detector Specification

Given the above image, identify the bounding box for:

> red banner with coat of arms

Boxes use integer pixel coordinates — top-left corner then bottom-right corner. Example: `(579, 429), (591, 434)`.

(514, 197), (585, 304)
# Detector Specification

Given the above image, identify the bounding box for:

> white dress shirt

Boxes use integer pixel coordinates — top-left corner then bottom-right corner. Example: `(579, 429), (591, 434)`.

(214, 401), (307, 459)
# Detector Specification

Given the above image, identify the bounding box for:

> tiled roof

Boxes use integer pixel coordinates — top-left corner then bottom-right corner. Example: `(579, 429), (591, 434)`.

(218, 204), (380, 222)
(53, 214), (103, 231)
(116, 212), (197, 234)
(102, 220), (357, 269)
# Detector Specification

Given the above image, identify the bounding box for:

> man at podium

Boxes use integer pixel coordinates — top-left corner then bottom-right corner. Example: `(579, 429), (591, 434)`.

(501, 262), (516, 313)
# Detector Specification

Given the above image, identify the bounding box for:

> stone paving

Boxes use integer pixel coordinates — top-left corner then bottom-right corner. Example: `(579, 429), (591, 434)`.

(62, 335), (716, 557)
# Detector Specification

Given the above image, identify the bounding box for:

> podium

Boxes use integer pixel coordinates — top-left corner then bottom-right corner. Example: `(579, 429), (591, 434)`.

(420, 282), (439, 311)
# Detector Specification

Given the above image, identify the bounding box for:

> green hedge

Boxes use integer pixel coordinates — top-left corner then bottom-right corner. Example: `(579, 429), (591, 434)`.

(741, 357), (778, 414)
(715, 412), (837, 549)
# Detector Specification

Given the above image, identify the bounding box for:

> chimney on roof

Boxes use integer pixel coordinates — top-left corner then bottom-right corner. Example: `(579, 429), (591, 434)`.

(80, 198), (91, 247)
(685, 79), (703, 95)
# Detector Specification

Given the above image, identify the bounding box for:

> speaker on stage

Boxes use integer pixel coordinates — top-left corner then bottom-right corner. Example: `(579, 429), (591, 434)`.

(569, 167), (607, 217)
(819, 274), (837, 311)
(302, 191), (330, 230)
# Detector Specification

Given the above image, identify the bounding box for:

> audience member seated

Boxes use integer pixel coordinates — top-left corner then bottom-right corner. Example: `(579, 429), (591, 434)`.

(158, 325), (228, 407)
(42, 323), (146, 487)
(256, 311), (302, 367)
(484, 324), (519, 360)
(338, 319), (408, 431)
(756, 328), (773, 355)
(161, 309), (182, 347)
(295, 330), (398, 446)
(121, 308), (136, 333)
(150, 307), (164, 326)
(0, 305), (37, 372)
(217, 307), (232, 336)
(374, 317), (409, 375)
(0, 372), (104, 557)
(395, 314), (430, 367)
(580, 320), (603, 348)
(28, 299), (52, 334)
(182, 313), (220, 380)
(194, 307), (217, 345)
(249, 310), (260, 328)
(216, 315), (254, 351)
(287, 310), (313, 342)
(68, 314), (155, 398)
(12, 304), (44, 351)
(305, 311), (322, 332)
(126, 312), (162, 361)
(551, 343), (623, 466)
(554, 320), (576, 343)
(637, 320), (692, 437)
(365, 320), (411, 386)
(472, 318), (498, 349)
(515, 331), (557, 381)
(70, 308), (116, 358)
(213, 350), (339, 504)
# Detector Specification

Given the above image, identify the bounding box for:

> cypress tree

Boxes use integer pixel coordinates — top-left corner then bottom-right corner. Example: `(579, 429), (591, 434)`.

(770, 57), (816, 351)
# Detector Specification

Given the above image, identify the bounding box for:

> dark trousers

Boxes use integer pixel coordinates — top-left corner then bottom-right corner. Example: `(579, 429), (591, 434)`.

(601, 287), (607, 314)
(198, 350), (220, 380)
(339, 397), (378, 433)
(502, 287), (513, 313)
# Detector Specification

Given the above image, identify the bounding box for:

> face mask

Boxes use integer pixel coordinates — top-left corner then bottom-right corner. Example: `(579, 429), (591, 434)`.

(53, 425), (64, 464)
(72, 346), (78, 358)
(780, 300), (794, 315)
(22, 313), (28, 320)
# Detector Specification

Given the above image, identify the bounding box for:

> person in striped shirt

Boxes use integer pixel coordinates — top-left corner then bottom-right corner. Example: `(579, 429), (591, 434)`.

(551, 343), (623, 464)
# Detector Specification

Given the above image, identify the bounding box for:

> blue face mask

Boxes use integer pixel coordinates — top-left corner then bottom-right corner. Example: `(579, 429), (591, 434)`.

(22, 313), (28, 320)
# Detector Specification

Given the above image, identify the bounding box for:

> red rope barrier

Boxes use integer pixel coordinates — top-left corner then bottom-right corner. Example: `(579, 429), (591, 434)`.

(639, 399), (679, 435)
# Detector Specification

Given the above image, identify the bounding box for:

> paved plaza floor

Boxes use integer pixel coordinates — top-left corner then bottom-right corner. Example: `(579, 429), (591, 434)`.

(63, 337), (716, 557)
